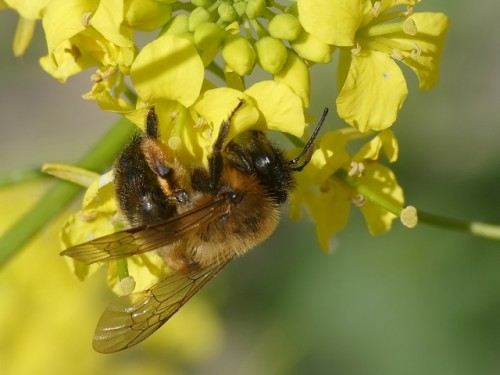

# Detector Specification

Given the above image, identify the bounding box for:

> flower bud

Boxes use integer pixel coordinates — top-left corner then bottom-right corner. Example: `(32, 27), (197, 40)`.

(124, 0), (172, 31)
(291, 30), (332, 63)
(245, 0), (266, 19)
(188, 7), (212, 32)
(268, 13), (301, 41)
(222, 34), (256, 75)
(218, 3), (237, 23)
(161, 14), (189, 36)
(255, 36), (287, 74)
(194, 22), (225, 51)
(233, 1), (247, 17)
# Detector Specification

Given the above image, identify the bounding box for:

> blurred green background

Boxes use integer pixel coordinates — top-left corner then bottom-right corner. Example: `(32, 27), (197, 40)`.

(2, 2), (500, 374)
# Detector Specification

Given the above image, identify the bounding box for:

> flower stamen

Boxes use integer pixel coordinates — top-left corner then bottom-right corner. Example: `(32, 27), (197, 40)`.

(352, 194), (366, 207)
(348, 161), (365, 177)
(371, 2), (382, 17)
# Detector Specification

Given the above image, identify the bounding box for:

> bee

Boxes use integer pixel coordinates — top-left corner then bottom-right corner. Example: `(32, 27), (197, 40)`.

(61, 101), (328, 353)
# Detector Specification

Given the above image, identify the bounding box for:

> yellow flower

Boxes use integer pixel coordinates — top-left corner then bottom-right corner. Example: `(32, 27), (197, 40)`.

(291, 129), (403, 252)
(39, 0), (135, 83)
(298, 0), (450, 132)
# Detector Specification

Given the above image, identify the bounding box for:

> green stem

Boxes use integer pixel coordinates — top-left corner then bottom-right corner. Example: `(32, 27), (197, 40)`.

(0, 168), (46, 187)
(334, 168), (500, 240)
(116, 258), (129, 280)
(0, 117), (136, 268)
(334, 168), (402, 216)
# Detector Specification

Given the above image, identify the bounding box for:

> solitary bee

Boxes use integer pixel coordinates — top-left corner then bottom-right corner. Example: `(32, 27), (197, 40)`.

(62, 101), (328, 353)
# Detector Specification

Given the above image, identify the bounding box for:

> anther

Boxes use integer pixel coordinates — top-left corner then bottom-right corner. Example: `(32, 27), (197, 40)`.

(390, 49), (404, 61)
(351, 43), (362, 56)
(352, 194), (366, 207)
(371, 1), (382, 17)
(404, 6), (414, 17)
(81, 12), (92, 27)
(411, 42), (421, 57)
(348, 161), (365, 177)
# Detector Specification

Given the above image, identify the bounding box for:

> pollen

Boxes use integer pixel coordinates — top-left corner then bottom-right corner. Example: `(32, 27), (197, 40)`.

(168, 136), (182, 151)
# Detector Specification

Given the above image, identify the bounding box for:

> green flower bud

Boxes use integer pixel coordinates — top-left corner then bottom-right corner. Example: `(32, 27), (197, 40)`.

(291, 30), (332, 63)
(246, 0), (266, 20)
(160, 14), (189, 36)
(268, 13), (301, 41)
(194, 22), (225, 51)
(233, 1), (247, 17)
(218, 3), (237, 23)
(124, 0), (172, 31)
(222, 34), (256, 76)
(254, 36), (287, 74)
(188, 7), (212, 32)
(192, 0), (214, 7)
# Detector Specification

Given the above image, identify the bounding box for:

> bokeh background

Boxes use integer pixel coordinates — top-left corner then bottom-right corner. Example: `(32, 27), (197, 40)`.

(2, 2), (500, 374)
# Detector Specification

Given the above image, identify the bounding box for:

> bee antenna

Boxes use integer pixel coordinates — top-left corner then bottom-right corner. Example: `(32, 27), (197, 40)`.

(146, 106), (159, 138)
(289, 107), (329, 172)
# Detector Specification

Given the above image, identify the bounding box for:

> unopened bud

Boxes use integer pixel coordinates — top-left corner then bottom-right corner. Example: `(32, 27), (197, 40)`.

(246, 0), (266, 19)
(194, 22), (225, 50)
(255, 36), (287, 74)
(268, 13), (301, 41)
(222, 34), (256, 75)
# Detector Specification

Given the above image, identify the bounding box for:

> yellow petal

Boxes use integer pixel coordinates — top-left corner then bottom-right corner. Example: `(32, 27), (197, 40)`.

(337, 49), (408, 132)
(358, 164), (404, 235)
(297, 0), (371, 46)
(398, 12), (450, 90)
(245, 80), (305, 137)
(353, 129), (399, 162)
(42, 0), (97, 52)
(5, 0), (50, 19)
(130, 34), (204, 107)
(274, 50), (311, 108)
(90, 0), (133, 47)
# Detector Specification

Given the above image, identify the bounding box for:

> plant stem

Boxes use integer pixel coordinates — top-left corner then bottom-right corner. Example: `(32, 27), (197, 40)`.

(0, 168), (46, 187)
(0, 117), (136, 268)
(334, 168), (500, 240)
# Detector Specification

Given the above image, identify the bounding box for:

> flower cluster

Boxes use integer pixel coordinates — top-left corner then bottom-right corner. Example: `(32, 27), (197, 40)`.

(4, 1), (449, 282)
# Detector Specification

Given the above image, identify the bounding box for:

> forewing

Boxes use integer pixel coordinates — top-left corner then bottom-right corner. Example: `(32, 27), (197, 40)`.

(92, 257), (233, 353)
(60, 197), (228, 264)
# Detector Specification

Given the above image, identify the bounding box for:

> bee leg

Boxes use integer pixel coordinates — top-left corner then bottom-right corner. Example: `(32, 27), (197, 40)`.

(208, 100), (245, 189)
(145, 106), (159, 138)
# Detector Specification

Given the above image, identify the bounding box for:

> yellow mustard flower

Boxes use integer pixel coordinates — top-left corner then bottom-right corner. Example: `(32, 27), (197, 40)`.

(291, 129), (403, 252)
(40, 0), (135, 83)
(297, 0), (450, 132)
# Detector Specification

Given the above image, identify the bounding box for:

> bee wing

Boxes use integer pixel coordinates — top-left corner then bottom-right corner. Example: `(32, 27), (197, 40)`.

(60, 197), (229, 264)
(92, 257), (232, 353)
